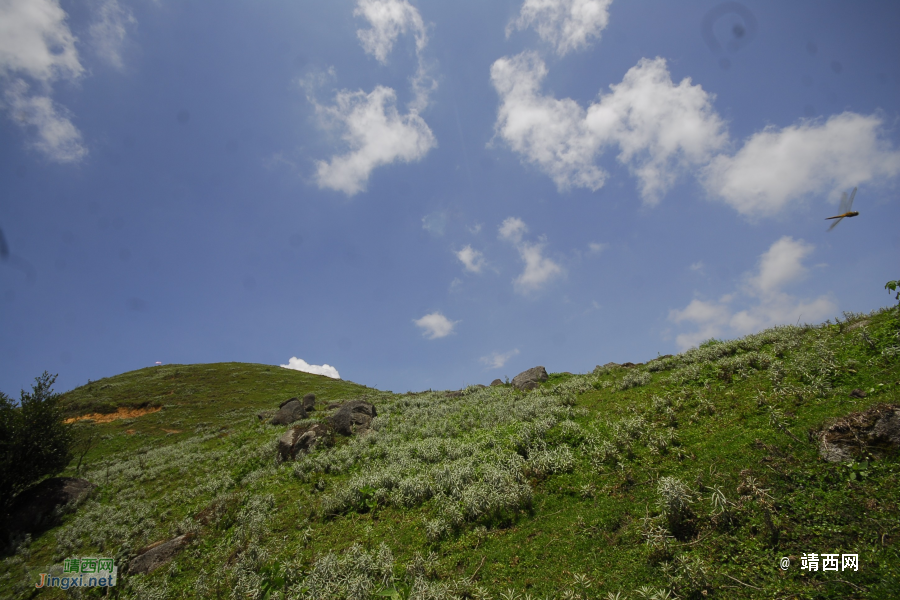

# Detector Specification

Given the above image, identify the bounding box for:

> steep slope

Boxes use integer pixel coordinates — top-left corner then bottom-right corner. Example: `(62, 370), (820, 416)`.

(1, 309), (899, 599)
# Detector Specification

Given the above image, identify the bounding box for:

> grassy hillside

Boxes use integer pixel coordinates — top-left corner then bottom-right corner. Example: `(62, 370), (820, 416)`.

(2, 307), (899, 599)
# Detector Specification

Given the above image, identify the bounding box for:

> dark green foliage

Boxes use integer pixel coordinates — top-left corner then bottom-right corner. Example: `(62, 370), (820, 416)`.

(0, 372), (72, 513)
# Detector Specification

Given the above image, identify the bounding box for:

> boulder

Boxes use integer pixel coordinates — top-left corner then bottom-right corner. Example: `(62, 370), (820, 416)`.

(490, 379), (504, 387)
(270, 399), (307, 425)
(445, 391), (463, 398)
(621, 362), (637, 368)
(329, 400), (377, 435)
(277, 423), (332, 462)
(473, 384), (487, 389)
(6, 477), (95, 534)
(128, 534), (194, 575)
(850, 388), (867, 399)
(511, 366), (548, 391)
(817, 403), (900, 463)
(301, 393), (316, 412)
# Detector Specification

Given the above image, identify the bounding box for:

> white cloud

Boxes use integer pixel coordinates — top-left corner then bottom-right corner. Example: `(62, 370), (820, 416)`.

(0, 0), (91, 163)
(89, 0), (136, 69)
(702, 112), (900, 218)
(588, 242), (607, 254)
(467, 222), (483, 234)
(689, 261), (704, 272)
(508, 0), (613, 56)
(668, 236), (836, 350)
(480, 348), (520, 369)
(355, 0), (427, 64)
(312, 86), (436, 195)
(498, 217), (564, 294)
(490, 53), (727, 202)
(414, 311), (459, 339)
(498, 216), (528, 244)
(3, 78), (87, 162)
(0, 0), (83, 83)
(515, 238), (563, 293)
(456, 245), (486, 273)
(280, 357), (341, 379)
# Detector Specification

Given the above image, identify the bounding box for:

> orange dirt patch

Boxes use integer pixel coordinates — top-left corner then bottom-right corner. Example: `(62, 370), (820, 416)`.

(162, 429), (182, 434)
(125, 429), (136, 435)
(65, 406), (162, 424)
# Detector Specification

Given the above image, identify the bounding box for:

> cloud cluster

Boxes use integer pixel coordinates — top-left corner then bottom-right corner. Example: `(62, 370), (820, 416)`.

(491, 52), (727, 202)
(414, 311), (458, 339)
(701, 112), (900, 218)
(313, 86), (436, 195)
(0, 0), (88, 162)
(508, 0), (613, 56)
(456, 245), (486, 273)
(668, 236), (836, 350)
(280, 357), (342, 379)
(479, 348), (520, 369)
(498, 217), (564, 294)
(312, 0), (437, 196)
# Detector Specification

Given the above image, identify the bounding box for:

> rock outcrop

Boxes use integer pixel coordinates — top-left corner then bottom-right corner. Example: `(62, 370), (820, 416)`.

(128, 534), (194, 575)
(270, 398), (307, 425)
(490, 379), (504, 387)
(511, 366), (548, 391)
(6, 477), (95, 534)
(277, 423), (333, 462)
(817, 403), (900, 463)
(329, 400), (377, 435)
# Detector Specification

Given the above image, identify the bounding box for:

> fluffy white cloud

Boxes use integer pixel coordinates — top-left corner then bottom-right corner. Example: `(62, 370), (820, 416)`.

(669, 236), (836, 350)
(313, 86), (436, 195)
(508, 0), (612, 56)
(414, 311), (459, 339)
(480, 348), (520, 369)
(0, 0), (83, 82)
(498, 217), (564, 294)
(3, 79), (87, 162)
(702, 112), (900, 218)
(456, 245), (486, 273)
(498, 216), (528, 244)
(0, 0), (90, 162)
(311, 1), (436, 195)
(515, 239), (563, 293)
(491, 53), (727, 202)
(355, 0), (427, 64)
(89, 0), (136, 69)
(280, 357), (341, 379)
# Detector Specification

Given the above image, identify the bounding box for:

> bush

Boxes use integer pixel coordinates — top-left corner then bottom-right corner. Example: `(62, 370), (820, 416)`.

(0, 372), (73, 515)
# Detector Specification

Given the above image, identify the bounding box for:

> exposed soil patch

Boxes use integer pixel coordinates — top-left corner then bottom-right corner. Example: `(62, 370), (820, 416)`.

(64, 406), (162, 424)
(162, 428), (182, 434)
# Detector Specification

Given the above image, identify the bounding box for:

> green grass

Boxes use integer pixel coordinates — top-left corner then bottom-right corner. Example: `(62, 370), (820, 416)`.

(2, 307), (899, 599)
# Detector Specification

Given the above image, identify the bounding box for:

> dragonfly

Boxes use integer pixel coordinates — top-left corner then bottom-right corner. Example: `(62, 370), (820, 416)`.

(825, 187), (858, 231)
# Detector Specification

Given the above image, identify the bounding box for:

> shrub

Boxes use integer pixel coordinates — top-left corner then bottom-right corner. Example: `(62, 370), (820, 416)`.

(0, 372), (73, 515)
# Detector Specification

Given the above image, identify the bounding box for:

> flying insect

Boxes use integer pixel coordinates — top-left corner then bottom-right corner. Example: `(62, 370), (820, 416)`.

(825, 187), (858, 231)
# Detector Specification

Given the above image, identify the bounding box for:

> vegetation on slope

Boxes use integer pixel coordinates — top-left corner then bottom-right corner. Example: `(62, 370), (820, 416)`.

(1, 307), (899, 599)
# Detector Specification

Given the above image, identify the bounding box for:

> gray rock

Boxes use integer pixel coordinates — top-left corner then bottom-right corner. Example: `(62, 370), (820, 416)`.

(490, 379), (504, 387)
(128, 534), (194, 575)
(302, 393), (316, 412)
(329, 400), (377, 435)
(850, 388), (867, 399)
(817, 403), (900, 462)
(511, 366), (548, 391)
(270, 399), (307, 425)
(7, 477), (95, 534)
(277, 423), (332, 462)
(473, 384), (487, 389)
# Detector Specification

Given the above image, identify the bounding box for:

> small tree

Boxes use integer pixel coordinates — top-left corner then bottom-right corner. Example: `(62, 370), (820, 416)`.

(0, 372), (73, 514)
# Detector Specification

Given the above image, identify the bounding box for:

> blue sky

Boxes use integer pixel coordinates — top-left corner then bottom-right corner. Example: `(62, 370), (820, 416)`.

(2, 0), (899, 397)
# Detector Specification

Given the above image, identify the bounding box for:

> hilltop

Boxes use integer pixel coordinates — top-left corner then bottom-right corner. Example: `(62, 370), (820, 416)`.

(1, 307), (899, 599)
